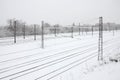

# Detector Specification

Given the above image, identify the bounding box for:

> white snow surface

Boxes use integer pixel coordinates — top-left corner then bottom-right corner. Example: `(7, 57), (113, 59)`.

(82, 62), (120, 80)
(0, 31), (120, 80)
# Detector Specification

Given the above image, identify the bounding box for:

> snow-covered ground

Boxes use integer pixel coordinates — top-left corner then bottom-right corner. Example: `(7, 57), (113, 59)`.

(0, 31), (120, 80)
(82, 62), (120, 80)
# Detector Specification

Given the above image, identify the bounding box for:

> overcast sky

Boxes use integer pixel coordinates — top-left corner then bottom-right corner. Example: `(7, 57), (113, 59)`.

(0, 0), (120, 25)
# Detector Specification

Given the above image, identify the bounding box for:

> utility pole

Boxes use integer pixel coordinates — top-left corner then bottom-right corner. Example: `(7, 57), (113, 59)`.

(54, 25), (57, 37)
(113, 26), (114, 36)
(79, 23), (80, 35)
(86, 28), (88, 35)
(41, 21), (44, 48)
(23, 23), (25, 39)
(34, 24), (36, 40)
(98, 17), (103, 61)
(108, 23), (111, 32)
(71, 23), (75, 38)
(92, 26), (94, 36)
(116, 26), (117, 32)
(14, 20), (17, 43)
(9, 20), (12, 30)
(71, 27), (73, 38)
(82, 27), (83, 35)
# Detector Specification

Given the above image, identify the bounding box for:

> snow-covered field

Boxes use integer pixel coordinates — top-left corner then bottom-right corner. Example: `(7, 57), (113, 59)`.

(82, 62), (120, 80)
(0, 31), (120, 80)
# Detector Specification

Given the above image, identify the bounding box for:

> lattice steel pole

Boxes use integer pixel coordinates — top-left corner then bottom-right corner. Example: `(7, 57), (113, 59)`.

(98, 17), (103, 61)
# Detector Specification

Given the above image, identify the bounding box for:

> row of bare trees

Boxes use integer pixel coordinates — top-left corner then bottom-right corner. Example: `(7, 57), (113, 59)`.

(0, 19), (120, 38)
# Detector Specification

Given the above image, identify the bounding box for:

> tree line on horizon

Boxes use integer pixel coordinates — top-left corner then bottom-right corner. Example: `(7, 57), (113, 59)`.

(0, 19), (120, 38)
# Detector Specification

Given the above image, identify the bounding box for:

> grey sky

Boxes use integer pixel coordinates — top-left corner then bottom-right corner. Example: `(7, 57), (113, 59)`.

(0, 0), (120, 26)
